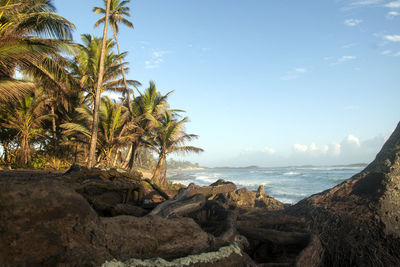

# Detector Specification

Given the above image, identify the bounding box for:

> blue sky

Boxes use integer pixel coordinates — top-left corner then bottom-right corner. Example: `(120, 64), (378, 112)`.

(55, 0), (400, 167)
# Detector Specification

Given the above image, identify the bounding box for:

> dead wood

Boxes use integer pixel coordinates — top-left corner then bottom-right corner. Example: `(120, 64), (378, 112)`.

(238, 226), (311, 246)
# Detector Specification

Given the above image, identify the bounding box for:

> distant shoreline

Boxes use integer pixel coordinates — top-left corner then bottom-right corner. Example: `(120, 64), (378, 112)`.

(203, 163), (369, 170)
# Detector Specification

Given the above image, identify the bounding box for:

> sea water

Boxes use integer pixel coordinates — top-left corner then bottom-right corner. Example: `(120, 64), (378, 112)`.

(167, 166), (364, 204)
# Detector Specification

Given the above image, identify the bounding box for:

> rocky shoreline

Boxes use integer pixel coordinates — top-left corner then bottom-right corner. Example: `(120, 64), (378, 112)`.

(2, 123), (400, 266)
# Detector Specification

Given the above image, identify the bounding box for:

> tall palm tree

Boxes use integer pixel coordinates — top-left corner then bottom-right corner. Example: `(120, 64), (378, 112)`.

(88, 0), (112, 168)
(93, 0), (136, 102)
(73, 34), (131, 110)
(0, 0), (75, 101)
(0, 88), (52, 165)
(149, 112), (203, 185)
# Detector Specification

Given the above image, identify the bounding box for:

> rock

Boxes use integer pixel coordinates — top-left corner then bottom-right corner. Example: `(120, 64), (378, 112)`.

(101, 215), (213, 261)
(226, 187), (285, 211)
(64, 165), (143, 182)
(187, 180), (237, 198)
(102, 243), (257, 267)
(110, 203), (148, 217)
(0, 177), (221, 266)
(0, 179), (108, 266)
(286, 121), (400, 266)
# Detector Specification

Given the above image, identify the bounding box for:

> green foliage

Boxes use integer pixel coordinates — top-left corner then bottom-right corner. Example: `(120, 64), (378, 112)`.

(0, 1), (202, 174)
(30, 153), (47, 169)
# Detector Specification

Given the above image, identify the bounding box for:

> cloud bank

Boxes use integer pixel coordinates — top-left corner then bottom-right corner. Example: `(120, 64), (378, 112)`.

(224, 134), (387, 167)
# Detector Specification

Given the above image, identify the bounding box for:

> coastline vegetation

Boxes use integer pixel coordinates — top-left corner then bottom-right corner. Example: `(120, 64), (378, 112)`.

(0, 0), (203, 185)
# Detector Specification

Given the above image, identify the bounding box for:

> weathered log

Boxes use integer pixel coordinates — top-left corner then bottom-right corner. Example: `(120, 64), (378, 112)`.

(237, 210), (306, 228)
(149, 193), (206, 218)
(238, 226), (311, 246)
(187, 181), (237, 198)
(144, 178), (170, 200)
(212, 208), (237, 248)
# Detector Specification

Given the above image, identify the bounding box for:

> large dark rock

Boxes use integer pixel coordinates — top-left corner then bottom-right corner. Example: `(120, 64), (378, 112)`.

(0, 178), (219, 266)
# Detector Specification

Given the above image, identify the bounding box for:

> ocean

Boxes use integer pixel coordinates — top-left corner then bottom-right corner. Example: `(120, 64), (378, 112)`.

(167, 166), (365, 204)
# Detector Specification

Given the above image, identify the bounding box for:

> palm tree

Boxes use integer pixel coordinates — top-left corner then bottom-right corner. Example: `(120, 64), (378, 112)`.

(93, 0), (136, 101)
(73, 34), (131, 110)
(149, 112), (203, 185)
(0, 0), (75, 101)
(125, 81), (172, 171)
(61, 96), (135, 167)
(0, 88), (52, 165)
(88, 0), (112, 168)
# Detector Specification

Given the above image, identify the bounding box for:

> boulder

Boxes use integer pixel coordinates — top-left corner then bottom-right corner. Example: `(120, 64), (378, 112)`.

(226, 187), (286, 210)
(286, 121), (400, 266)
(0, 178), (221, 266)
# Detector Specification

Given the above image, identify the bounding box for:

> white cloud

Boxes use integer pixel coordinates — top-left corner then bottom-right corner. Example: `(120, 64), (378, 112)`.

(263, 147), (276, 154)
(339, 55), (357, 62)
(330, 143), (341, 156)
(293, 143), (337, 156)
(381, 50), (400, 56)
(351, 0), (383, 6)
(327, 56), (357, 66)
(387, 11), (400, 18)
(345, 19), (363, 26)
(324, 56), (335, 61)
(144, 49), (171, 69)
(295, 68), (307, 73)
(293, 144), (308, 152)
(384, 35), (400, 42)
(385, 1), (400, 8)
(342, 43), (357, 49)
(345, 134), (361, 147)
(222, 133), (387, 167)
(281, 67), (308, 81)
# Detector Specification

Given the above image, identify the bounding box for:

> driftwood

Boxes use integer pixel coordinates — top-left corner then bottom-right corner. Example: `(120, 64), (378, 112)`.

(148, 181), (237, 218)
(211, 204), (238, 248)
(238, 225), (311, 246)
(187, 181), (237, 198)
(149, 194), (206, 218)
(148, 184), (206, 217)
(144, 178), (170, 200)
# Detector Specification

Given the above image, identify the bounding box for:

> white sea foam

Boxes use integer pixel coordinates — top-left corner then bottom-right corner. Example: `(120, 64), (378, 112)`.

(283, 171), (301, 176)
(194, 175), (220, 185)
(167, 166), (362, 204)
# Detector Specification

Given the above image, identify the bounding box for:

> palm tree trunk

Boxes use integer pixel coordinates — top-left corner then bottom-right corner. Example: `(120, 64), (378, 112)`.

(74, 143), (78, 163)
(113, 32), (134, 111)
(152, 153), (165, 185)
(112, 149), (119, 167)
(23, 134), (30, 165)
(122, 144), (133, 169)
(50, 104), (57, 147)
(2, 141), (9, 163)
(88, 0), (112, 168)
(128, 142), (140, 171)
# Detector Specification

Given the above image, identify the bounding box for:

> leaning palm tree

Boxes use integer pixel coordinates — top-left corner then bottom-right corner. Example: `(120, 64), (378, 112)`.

(149, 112), (203, 185)
(93, 0), (137, 102)
(0, 0), (75, 101)
(0, 88), (52, 165)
